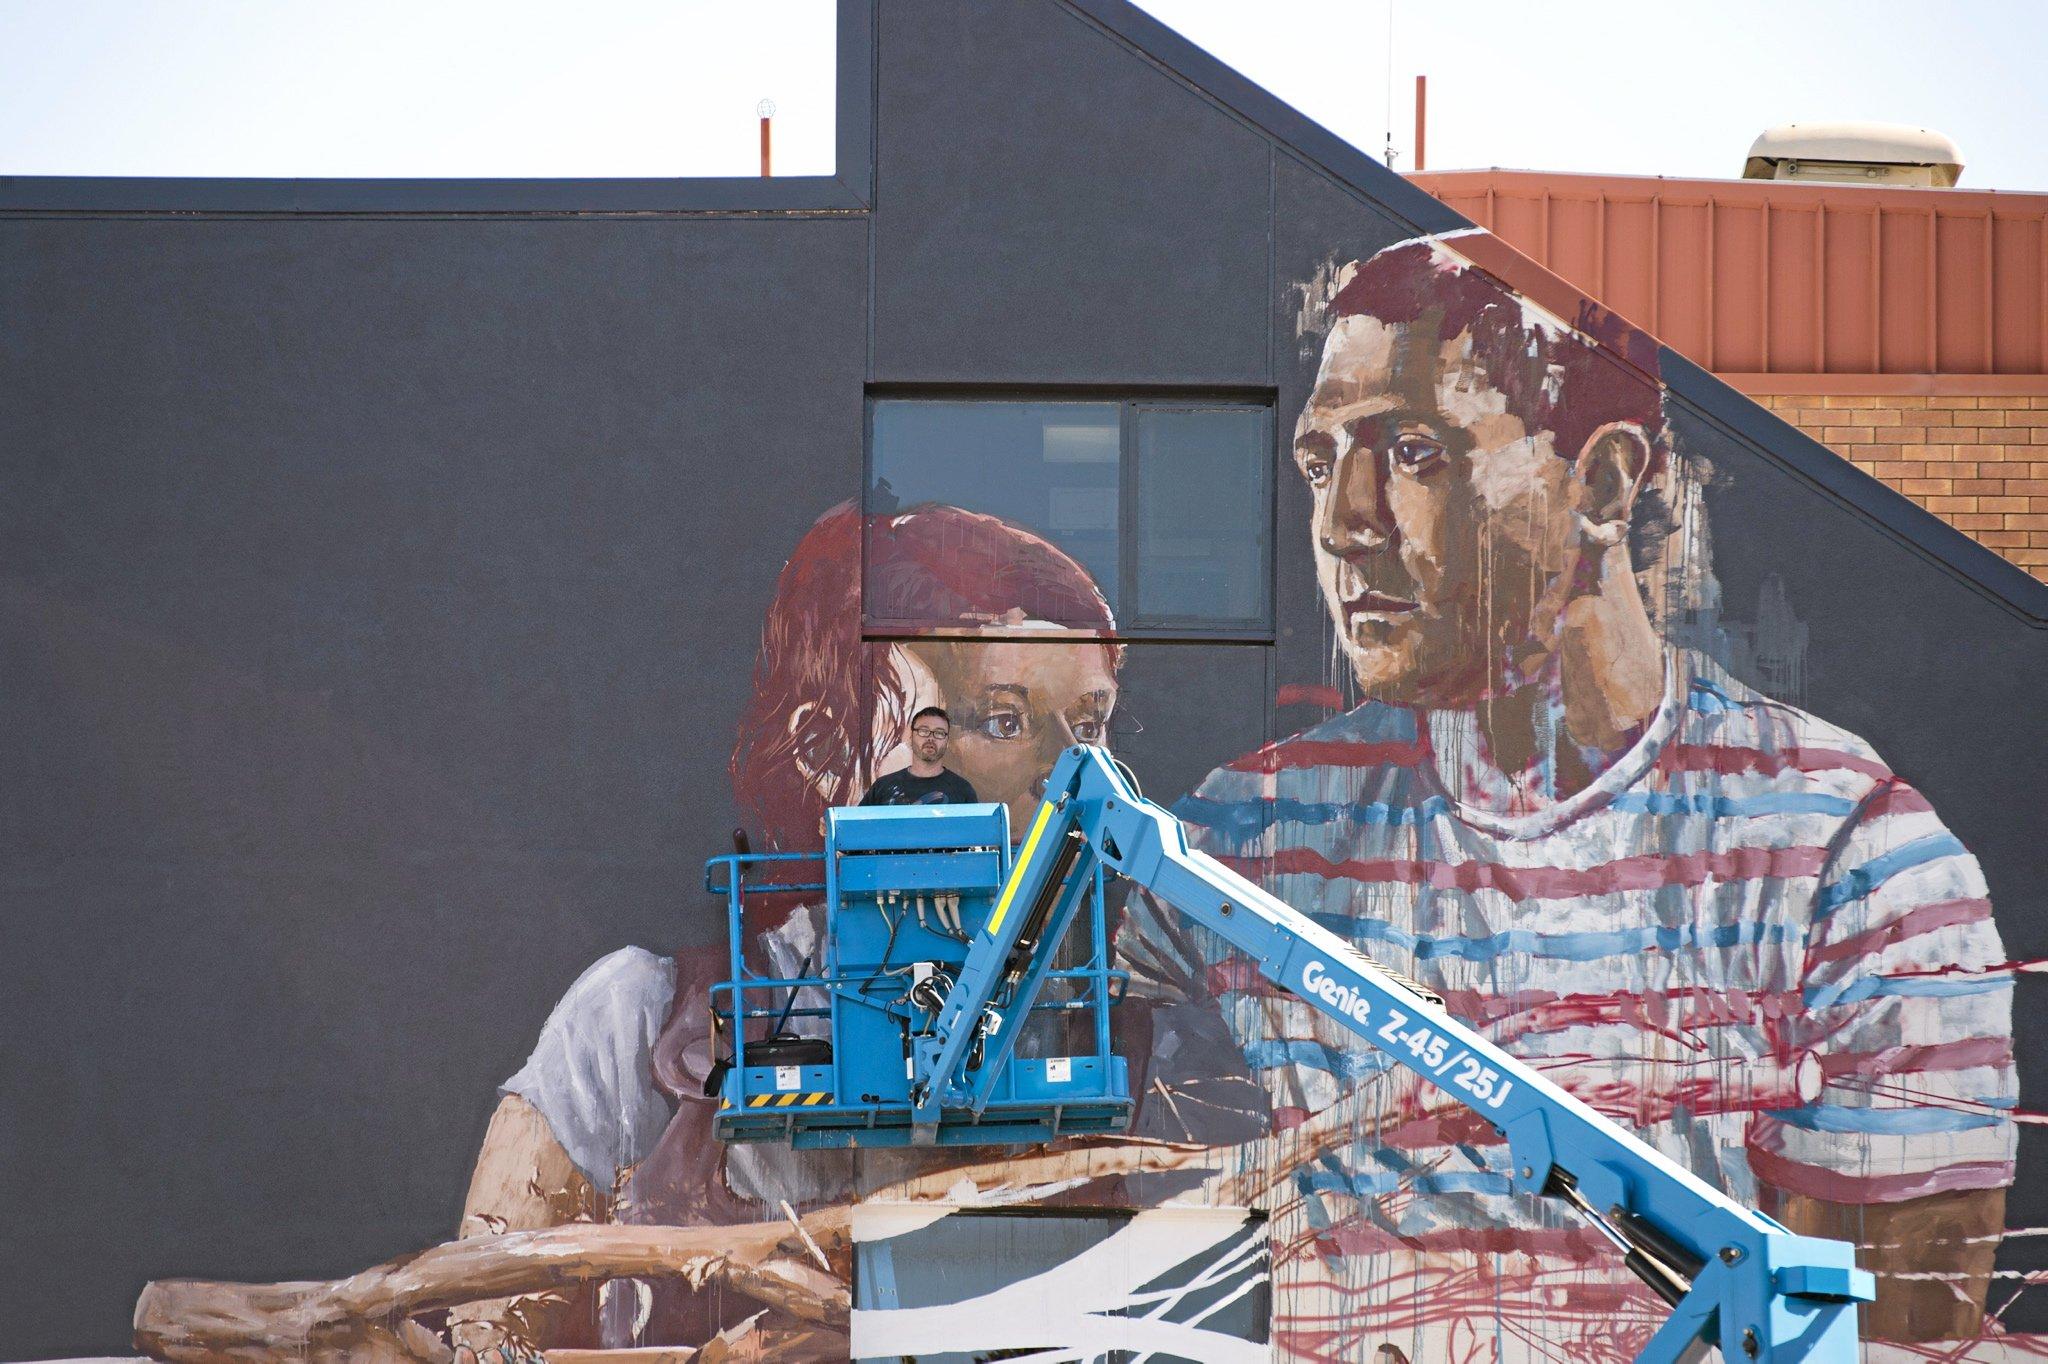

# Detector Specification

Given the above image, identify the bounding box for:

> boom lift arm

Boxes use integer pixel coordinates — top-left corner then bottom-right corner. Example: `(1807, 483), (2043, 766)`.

(914, 745), (1874, 1364)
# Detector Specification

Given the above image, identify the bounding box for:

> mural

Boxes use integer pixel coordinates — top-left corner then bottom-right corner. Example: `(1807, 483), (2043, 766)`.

(123, 236), (2032, 1364)
(1118, 236), (2017, 1360)
(451, 500), (1130, 1359)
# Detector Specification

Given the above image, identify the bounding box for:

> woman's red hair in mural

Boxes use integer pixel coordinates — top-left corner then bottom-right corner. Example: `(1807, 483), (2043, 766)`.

(729, 500), (1117, 867)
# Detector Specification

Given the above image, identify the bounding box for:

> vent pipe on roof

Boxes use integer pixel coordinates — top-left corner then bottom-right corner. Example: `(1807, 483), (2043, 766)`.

(1414, 76), (1427, 172)
(1742, 121), (1963, 187)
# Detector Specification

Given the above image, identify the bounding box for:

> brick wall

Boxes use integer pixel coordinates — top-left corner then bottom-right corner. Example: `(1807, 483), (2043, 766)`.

(1750, 394), (2048, 580)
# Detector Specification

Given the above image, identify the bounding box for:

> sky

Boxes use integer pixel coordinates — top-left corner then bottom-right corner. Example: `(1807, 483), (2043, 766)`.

(2, 0), (2045, 191)
(0, 1), (841, 177)
(1137, 0), (2048, 190)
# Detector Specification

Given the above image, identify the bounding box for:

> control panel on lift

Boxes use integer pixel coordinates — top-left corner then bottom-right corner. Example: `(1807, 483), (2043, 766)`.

(707, 800), (1131, 1148)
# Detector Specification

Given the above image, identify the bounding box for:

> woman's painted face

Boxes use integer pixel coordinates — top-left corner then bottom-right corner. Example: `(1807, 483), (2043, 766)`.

(903, 639), (1118, 829)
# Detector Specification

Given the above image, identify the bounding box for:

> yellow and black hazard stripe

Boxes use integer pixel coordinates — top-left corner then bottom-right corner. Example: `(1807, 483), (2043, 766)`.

(737, 1091), (832, 1108)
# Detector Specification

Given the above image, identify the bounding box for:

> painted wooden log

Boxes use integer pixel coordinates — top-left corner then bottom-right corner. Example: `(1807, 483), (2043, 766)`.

(131, 1220), (849, 1363)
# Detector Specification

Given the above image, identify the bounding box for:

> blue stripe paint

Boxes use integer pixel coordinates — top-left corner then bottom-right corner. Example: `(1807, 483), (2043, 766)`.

(1764, 1103), (2008, 1135)
(1455, 1143), (1493, 1170)
(1687, 678), (1750, 714)
(1302, 704), (1419, 745)
(1304, 912), (1791, 965)
(1610, 791), (1857, 818)
(1174, 794), (1449, 839)
(1176, 790), (1855, 839)
(1371, 1145), (1418, 1175)
(1243, 1038), (1396, 1081)
(1297, 1168), (1514, 1197)
(1805, 972), (2012, 1008)
(1814, 833), (1969, 917)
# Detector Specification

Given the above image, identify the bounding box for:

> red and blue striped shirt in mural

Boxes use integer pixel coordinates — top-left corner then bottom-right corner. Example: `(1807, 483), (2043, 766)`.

(1121, 652), (2015, 1361)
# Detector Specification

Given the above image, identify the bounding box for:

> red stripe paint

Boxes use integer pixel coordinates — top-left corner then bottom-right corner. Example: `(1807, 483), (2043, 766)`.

(1225, 738), (1427, 773)
(1456, 985), (1797, 1041)
(1311, 1218), (1610, 1263)
(1206, 963), (1803, 1038)
(1655, 742), (1890, 781)
(1276, 1269), (1652, 1309)
(1286, 1063), (1802, 1141)
(1856, 779), (1934, 821)
(1271, 1105), (1312, 1132)
(1743, 1141), (2012, 1205)
(1273, 1269), (1659, 1332)
(1804, 896), (1992, 969)
(1276, 683), (1347, 710)
(1816, 1033), (2013, 1079)
(1450, 981), (1772, 1030)
(1221, 842), (1832, 899)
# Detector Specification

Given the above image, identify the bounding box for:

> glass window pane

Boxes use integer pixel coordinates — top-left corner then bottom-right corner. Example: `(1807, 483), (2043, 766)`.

(1133, 407), (1269, 627)
(868, 400), (1121, 628)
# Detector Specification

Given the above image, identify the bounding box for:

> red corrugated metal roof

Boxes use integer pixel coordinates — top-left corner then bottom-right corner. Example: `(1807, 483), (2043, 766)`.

(1410, 169), (2048, 378)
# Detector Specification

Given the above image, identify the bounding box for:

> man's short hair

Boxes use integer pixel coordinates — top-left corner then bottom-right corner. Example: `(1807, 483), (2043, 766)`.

(910, 705), (950, 729)
(1327, 238), (1668, 477)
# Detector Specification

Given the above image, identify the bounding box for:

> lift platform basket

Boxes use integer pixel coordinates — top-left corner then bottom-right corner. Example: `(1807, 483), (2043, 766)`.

(707, 801), (1132, 1148)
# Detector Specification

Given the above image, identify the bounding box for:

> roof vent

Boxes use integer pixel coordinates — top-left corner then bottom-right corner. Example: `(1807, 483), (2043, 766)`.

(1743, 121), (1963, 187)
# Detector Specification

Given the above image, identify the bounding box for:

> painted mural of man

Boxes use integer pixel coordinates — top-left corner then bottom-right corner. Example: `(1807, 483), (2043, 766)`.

(450, 501), (1124, 1357)
(1119, 237), (2017, 1355)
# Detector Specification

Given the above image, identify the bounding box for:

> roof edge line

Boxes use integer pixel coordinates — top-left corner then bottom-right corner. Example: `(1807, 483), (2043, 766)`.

(1722, 373), (2048, 397)
(1664, 351), (2048, 627)
(1059, 0), (1467, 239)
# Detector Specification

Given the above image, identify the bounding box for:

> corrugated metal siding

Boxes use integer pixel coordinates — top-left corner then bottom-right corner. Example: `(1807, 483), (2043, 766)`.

(1412, 170), (2048, 376)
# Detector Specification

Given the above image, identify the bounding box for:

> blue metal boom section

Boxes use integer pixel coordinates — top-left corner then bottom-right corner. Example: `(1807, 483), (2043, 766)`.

(928, 747), (1875, 1364)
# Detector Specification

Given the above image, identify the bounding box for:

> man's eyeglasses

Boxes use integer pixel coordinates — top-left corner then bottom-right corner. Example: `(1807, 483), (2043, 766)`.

(910, 726), (951, 740)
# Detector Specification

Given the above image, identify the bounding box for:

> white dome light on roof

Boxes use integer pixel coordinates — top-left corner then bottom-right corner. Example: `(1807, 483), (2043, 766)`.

(1743, 121), (1964, 187)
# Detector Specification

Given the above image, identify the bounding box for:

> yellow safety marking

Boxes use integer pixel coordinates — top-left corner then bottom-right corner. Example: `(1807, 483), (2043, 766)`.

(987, 800), (1056, 938)
(746, 1091), (831, 1108)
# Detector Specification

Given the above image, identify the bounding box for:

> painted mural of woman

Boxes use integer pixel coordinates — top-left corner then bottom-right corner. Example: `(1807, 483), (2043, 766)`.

(734, 497), (1122, 861)
(447, 500), (1124, 1358)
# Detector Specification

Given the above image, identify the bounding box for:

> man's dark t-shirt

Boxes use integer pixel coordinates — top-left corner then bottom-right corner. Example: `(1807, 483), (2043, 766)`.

(860, 769), (978, 807)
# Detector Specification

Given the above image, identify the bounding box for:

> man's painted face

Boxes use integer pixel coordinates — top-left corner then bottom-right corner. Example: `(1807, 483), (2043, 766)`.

(906, 639), (1117, 829)
(1294, 313), (1589, 706)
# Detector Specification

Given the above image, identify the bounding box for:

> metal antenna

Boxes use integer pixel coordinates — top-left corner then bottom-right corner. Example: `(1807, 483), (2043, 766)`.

(1382, 0), (1398, 168)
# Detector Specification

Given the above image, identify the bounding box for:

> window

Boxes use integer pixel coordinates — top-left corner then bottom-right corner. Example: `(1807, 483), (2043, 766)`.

(852, 1207), (1270, 1362)
(1132, 406), (1270, 627)
(866, 397), (1273, 637)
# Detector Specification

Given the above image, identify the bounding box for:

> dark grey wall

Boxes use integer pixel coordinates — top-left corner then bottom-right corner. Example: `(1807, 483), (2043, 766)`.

(4, 0), (2046, 1354)
(871, 1), (1271, 384)
(1, 216), (867, 1353)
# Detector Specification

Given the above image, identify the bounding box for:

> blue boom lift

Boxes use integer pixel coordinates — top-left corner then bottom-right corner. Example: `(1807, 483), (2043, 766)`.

(707, 745), (1876, 1362)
